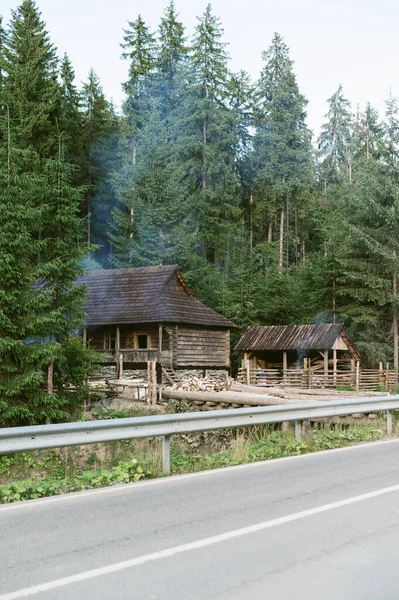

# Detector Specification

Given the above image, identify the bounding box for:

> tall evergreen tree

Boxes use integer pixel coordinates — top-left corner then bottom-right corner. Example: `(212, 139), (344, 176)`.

(253, 33), (313, 272)
(318, 85), (352, 186)
(58, 53), (82, 167)
(173, 4), (240, 267)
(2, 0), (60, 161)
(80, 69), (116, 253)
(0, 112), (53, 425)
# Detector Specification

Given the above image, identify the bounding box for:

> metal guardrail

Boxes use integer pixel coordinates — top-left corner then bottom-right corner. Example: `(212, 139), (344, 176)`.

(0, 395), (398, 474)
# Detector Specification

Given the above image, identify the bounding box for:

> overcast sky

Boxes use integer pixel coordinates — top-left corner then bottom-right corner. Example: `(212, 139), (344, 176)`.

(1, 0), (398, 137)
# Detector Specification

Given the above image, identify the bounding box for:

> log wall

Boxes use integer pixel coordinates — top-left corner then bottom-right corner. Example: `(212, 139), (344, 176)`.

(175, 327), (230, 368)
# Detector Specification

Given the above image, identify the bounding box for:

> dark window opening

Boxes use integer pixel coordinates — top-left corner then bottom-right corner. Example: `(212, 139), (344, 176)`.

(104, 333), (116, 350)
(138, 335), (148, 349)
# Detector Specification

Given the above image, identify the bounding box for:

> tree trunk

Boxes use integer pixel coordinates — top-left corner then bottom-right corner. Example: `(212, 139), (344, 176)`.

(285, 193), (289, 268)
(87, 197), (91, 245)
(47, 361), (54, 395)
(279, 205), (284, 273)
(202, 118), (207, 189)
(393, 249), (398, 377)
(249, 193), (253, 253)
(267, 221), (273, 243)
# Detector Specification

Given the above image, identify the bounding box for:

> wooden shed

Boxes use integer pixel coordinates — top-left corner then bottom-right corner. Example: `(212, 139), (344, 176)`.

(235, 324), (360, 375)
(80, 265), (235, 377)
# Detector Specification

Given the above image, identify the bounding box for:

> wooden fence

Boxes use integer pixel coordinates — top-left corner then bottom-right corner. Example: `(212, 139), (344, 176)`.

(237, 367), (399, 391)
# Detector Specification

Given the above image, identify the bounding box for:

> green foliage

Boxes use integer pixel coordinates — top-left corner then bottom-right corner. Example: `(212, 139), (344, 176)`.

(2, 0), (399, 399)
(2, 0), (60, 160)
(0, 459), (151, 503)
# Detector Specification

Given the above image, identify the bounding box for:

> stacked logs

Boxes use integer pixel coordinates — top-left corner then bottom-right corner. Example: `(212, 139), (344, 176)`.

(168, 376), (230, 393)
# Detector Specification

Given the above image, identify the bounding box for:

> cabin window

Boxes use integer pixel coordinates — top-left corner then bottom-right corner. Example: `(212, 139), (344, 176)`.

(103, 333), (116, 350)
(137, 335), (148, 349)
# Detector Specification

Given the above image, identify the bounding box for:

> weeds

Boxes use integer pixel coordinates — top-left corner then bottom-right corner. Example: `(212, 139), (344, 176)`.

(0, 413), (391, 503)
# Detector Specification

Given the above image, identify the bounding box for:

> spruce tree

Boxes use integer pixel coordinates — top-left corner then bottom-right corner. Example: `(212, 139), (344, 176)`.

(253, 33), (312, 271)
(121, 14), (157, 133)
(173, 4), (240, 267)
(318, 85), (352, 185)
(37, 133), (98, 395)
(80, 69), (116, 253)
(2, 0), (60, 160)
(58, 53), (82, 168)
(157, 1), (187, 119)
(0, 112), (52, 425)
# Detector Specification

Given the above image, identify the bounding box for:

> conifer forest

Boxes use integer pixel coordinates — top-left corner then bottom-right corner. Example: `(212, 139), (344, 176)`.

(1, 0), (399, 424)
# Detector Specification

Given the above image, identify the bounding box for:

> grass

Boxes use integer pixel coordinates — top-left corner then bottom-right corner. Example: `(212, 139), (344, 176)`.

(0, 413), (393, 503)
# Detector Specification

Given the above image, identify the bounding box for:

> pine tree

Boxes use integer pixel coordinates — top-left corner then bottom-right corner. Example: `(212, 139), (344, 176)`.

(2, 0), (60, 160)
(37, 133), (98, 395)
(58, 53), (82, 167)
(173, 4), (240, 266)
(121, 14), (157, 133)
(80, 69), (116, 252)
(0, 112), (52, 425)
(253, 33), (313, 272)
(157, 1), (187, 118)
(0, 16), (5, 92)
(353, 103), (384, 162)
(318, 85), (352, 185)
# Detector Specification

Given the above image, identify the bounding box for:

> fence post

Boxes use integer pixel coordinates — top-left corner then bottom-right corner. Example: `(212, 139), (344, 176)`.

(244, 353), (250, 385)
(386, 362), (390, 391)
(333, 349), (337, 387)
(283, 351), (287, 385)
(162, 435), (171, 474)
(295, 420), (301, 442)
(355, 361), (360, 391)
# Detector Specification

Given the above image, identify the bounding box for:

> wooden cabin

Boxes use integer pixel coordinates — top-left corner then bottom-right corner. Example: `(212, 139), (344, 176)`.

(80, 265), (235, 376)
(235, 324), (360, 374)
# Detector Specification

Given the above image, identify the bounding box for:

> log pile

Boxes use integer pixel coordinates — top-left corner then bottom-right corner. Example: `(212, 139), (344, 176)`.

(168, 376), (229, 393)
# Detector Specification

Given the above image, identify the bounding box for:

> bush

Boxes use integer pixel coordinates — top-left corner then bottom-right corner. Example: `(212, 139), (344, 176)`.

(0, 459), (151, 503)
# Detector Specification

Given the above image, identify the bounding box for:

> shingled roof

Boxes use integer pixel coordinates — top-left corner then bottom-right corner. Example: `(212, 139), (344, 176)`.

(79, 265), (235, 328)
(235, 323), (357, 353)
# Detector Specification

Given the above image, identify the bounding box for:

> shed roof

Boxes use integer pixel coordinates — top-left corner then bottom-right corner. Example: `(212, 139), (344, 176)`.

(235, 323), (357, 353)
(79, 265), (235, 328)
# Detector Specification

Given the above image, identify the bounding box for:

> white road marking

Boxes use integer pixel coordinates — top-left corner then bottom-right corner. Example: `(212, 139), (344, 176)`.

(2, 482), (399, 599)
(0, 436), (398, 512)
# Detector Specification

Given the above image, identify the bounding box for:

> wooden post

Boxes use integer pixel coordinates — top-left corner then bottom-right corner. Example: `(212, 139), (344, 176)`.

(47, 360), (53, 395)
(115, 326), (120, 352)
(118, 353), (124, 380)
(355, 360), (360, 391)
(147, 360), (157, 405)
(283, 351), (287, 385)
(379, 362), (383, 388)
(244, 352), (250, 385)
(152, 360), (157, 405)
(386, 362), (390, 391)
(351, 359), (355, 387)
(115, 326), (120, 378)
(83, 328), (87, 347)
(147, 361), (151, 404)
(333, 349), (337, 387)
(307, 360), (311, 389)
(324, 350), (329, 386)
(158, 325), (163, 353)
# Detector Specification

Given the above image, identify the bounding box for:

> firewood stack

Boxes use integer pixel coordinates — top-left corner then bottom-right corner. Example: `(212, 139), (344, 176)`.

(168, 376), (229, 393)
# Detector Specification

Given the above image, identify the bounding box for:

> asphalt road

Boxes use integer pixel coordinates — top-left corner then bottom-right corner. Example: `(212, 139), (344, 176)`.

(2, 439), (399, 599)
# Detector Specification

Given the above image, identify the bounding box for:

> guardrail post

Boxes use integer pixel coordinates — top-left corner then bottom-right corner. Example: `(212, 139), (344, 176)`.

(295, 420), (301, 442)
(387, 410), (393, 436)
(162, 435), (171, 474)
